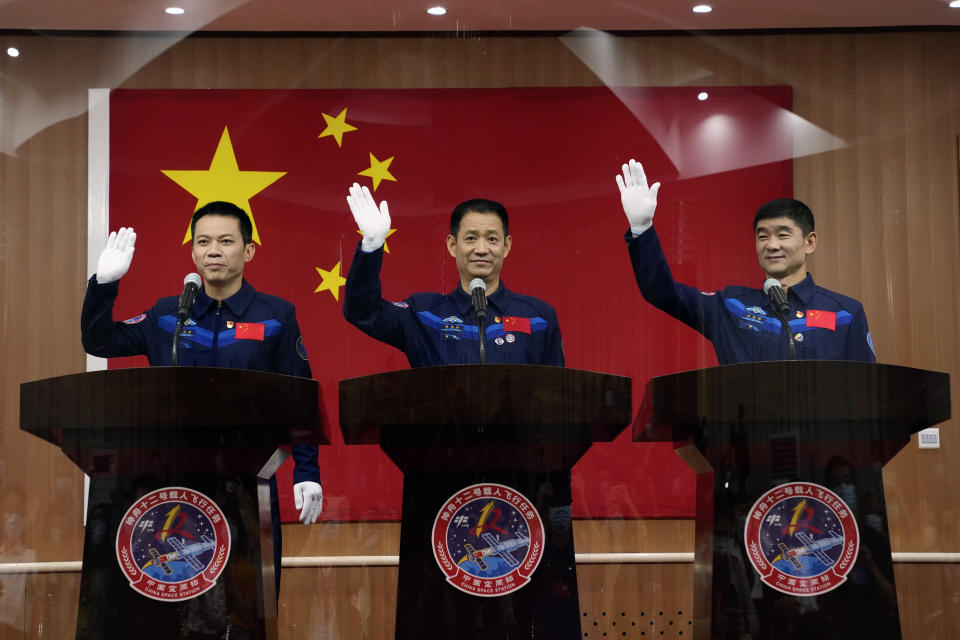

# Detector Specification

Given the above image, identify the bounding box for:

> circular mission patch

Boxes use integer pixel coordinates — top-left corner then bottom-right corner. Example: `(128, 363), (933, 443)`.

(432, 482), (545, 597)
(744, 481), (859, 596)
(115, 487), (231, 602)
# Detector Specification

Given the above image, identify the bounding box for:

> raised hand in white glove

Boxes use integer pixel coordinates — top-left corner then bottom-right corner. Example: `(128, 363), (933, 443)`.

(346, 182), (391, 253)
(616, 159), (661, 236)
(294, 481), (323, 525)
(95, 227), (137, 284)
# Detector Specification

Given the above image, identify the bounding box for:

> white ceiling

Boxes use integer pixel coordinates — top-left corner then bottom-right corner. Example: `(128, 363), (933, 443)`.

(0, 0), (958, 32)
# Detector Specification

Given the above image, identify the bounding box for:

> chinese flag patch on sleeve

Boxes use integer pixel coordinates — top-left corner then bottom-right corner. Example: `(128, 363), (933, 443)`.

(502, 316), (532, 334)
(235, 322), (265, 340)
(806, 310), (837, 331)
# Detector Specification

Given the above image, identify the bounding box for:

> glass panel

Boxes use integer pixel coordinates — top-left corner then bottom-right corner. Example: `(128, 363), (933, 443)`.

(1, 10), (957, 639)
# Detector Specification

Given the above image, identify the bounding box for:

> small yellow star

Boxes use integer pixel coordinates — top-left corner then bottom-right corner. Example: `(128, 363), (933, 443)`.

(356, 227), (398, 253)
(317, 108), (358, 147)
(358, 153), (397, 191)
(314, 261), (347, 301)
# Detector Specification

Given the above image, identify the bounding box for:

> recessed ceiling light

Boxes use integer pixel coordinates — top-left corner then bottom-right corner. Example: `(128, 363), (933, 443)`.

(6, 47), (20, 58)
(427, 6), (447, 15)
(165, 7), (185, 15)
(692, 4), (713, 13)
(698, 91), (709, 101)
(950, 0), (960, 7)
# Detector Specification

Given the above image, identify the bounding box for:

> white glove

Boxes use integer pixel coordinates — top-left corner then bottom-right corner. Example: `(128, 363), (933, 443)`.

(346, 182), (391, 252)
(294, 481), (323, 525)
(616, 159), (661, 235)
(95, 227), (137, 284)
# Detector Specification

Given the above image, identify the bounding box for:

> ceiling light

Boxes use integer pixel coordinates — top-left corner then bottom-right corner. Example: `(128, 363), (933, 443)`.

(950, 0), (960, 7)
(6, 47), (19, 58)
(692, 4), (713, 13)
(698, 91), (709, 101)
(165, 7), (185, 15)
(427, 6), (447, 15)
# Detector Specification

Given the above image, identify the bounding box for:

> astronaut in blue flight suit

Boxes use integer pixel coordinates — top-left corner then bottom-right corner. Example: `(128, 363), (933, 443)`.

(342, 183), (573, 636)
(616, 159), (876, 364)
(341, 183), (564, 367)
(80, 201), (323, 596)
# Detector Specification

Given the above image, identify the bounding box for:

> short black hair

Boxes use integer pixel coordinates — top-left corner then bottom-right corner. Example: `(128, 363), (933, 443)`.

(450, 198), (509, 237)
(753, 198), (815, 237)
(191, 201), (253, 245)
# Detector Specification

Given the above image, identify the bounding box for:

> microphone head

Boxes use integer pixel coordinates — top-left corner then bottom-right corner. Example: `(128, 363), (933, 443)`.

(762, 278), (783, 295)
(184, 272), (202, 288)
(469, 278), (487, 293)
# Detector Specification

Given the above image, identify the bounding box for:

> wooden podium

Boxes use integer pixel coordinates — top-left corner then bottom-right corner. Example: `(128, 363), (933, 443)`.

(635, 361), (950, 640)
(340, 364), (632, 640)
(20, 367), (327, 640)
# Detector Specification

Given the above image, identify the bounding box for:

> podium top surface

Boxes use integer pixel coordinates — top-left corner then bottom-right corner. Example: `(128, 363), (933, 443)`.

(339, 364), (632, 445)
(635, 360), (950, 442)
(20, 367), (328, 445)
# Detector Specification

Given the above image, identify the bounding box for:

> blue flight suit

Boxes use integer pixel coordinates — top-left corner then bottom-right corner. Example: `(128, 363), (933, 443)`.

(81, 275), (319, 594)
(626, 228), (876, 364)
(342, 243), (564, 367)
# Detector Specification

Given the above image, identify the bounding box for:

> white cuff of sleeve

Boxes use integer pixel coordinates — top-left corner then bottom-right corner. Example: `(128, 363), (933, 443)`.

(360, 236), (385, 253)
(630, 221), (652, 236)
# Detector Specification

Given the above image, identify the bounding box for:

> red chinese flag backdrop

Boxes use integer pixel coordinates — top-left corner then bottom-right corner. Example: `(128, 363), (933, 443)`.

(106, 87), (792, 522)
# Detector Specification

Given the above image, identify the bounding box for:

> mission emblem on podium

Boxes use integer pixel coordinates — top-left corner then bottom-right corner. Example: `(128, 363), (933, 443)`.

(116, 487), (231, 601)
(744, 481), (859, 596)
(433, 482), (545, 597)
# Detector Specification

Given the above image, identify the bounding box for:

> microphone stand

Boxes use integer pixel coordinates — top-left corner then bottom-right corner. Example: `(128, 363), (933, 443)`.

(171, 318), (186, 366)
(470, 280), (488, 365)
(476, 312), (487, 364)
(771, 306), (796, 360)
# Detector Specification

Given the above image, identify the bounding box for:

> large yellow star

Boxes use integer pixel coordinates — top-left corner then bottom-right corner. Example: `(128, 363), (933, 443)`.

(314, 261), (347, 300)
(356, 227), (398, 253)
(317, 108), (358, 147)
(358, 153), (397, 191)
(162, 127), (286, 245)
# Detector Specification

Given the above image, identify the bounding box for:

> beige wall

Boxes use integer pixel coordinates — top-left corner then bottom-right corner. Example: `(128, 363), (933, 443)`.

(1, 30), (959, 638)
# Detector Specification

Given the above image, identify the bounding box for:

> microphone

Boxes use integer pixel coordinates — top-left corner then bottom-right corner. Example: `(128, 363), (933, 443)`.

(177, 273), (202, 321)
(469, 278), (488, 365)
(763, 278), (790, 317)
(470, 278), (487, 322)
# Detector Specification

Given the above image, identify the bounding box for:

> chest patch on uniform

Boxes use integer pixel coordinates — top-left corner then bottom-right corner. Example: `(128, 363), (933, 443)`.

(441, 316), (464, 341)
(745, 306), (767, 316)
(502, 316), (532, 335)
(806, 310), (837, 331)
(235, 322), (265, 341)
(123, 314), (146, 324)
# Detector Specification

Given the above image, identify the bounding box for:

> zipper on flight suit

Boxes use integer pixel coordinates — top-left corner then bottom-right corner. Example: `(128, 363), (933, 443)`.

(212, 301), (222, 353)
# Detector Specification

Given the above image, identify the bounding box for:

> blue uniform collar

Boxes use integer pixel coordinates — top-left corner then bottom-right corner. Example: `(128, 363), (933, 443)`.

(193, 279), (256, 317)
(785, 273), (815, 306)
(451, 281), (510, 317)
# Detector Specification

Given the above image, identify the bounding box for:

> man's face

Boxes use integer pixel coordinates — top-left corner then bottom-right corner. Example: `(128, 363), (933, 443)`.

(755, 216), (816, 282)
(191, 214), (255, 287)
(446, 211), (512, 286)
